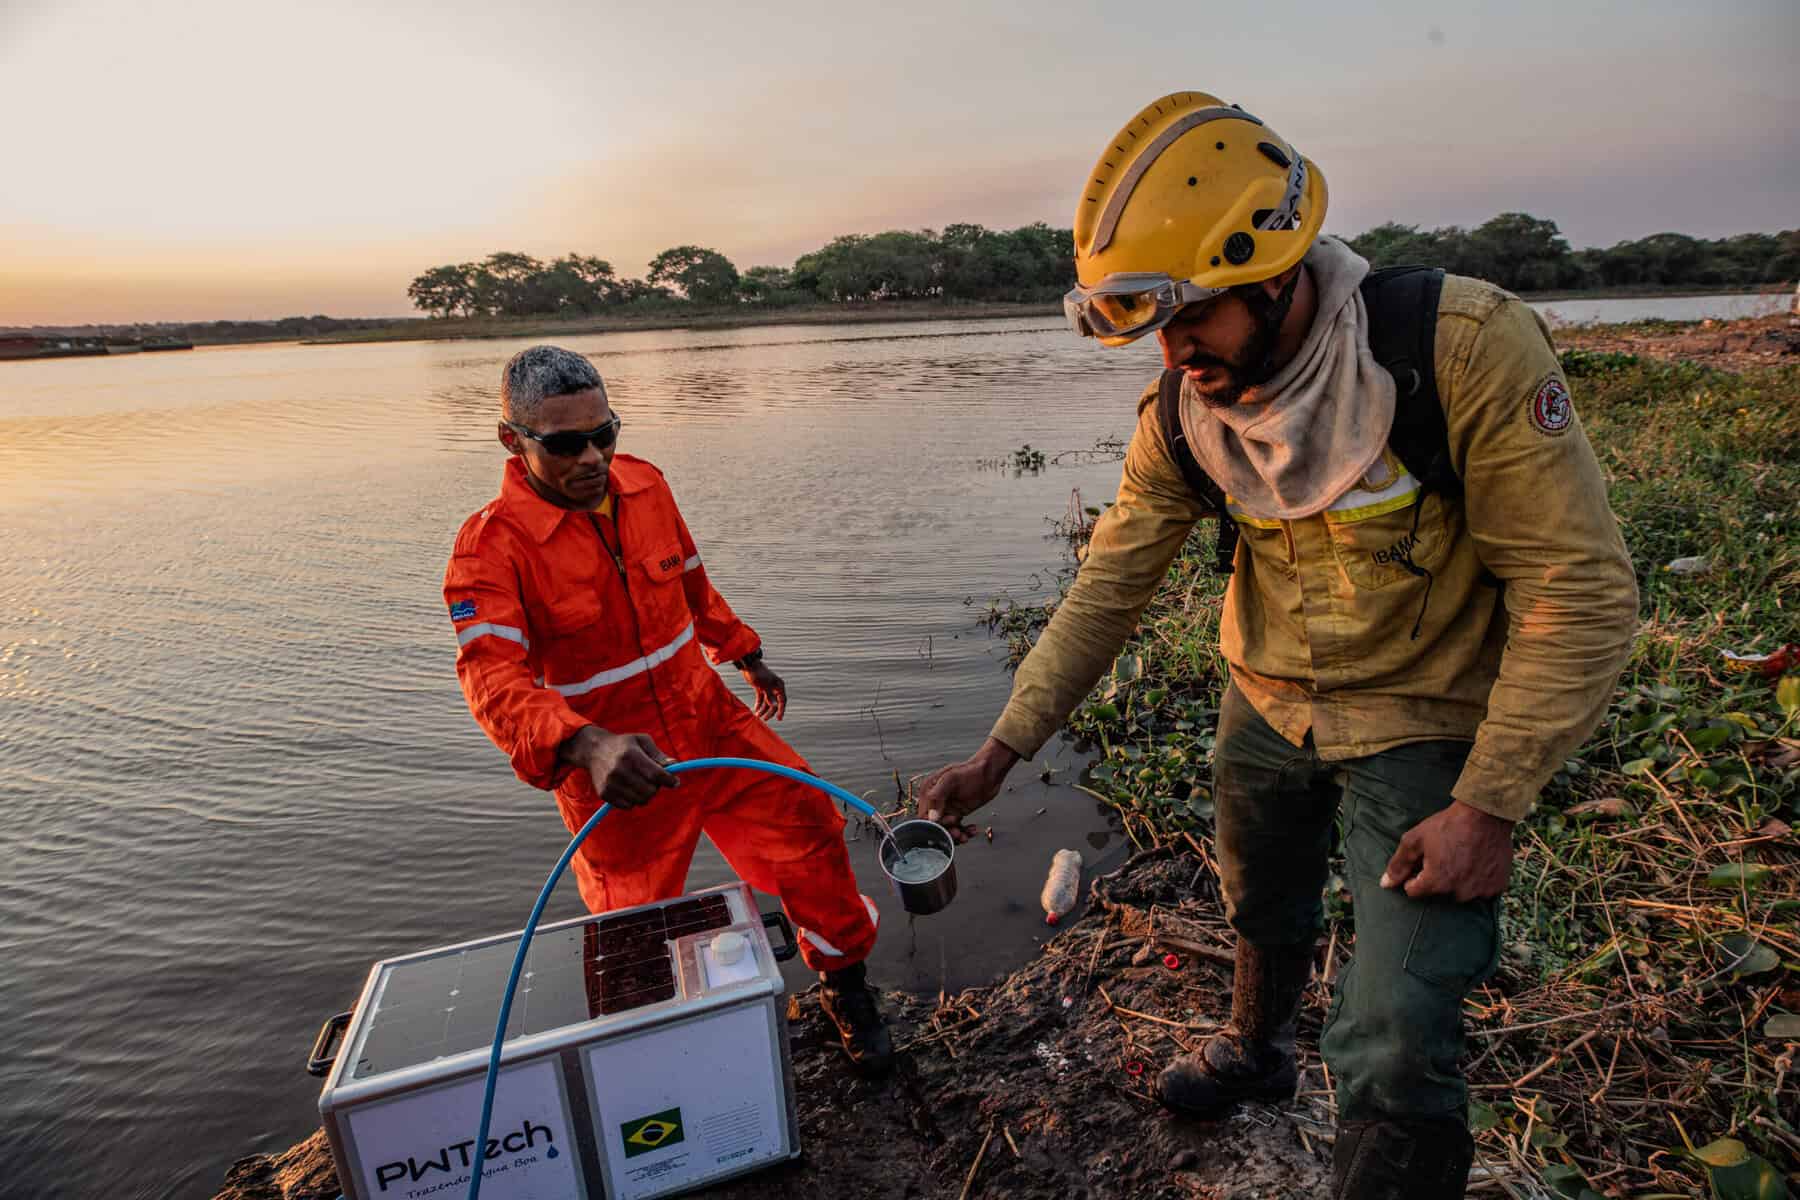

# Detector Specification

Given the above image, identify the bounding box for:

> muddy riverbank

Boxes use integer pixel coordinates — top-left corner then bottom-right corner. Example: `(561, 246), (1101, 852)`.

(214, 850), (1333, 1200)
(1554, 310), (1798, 371)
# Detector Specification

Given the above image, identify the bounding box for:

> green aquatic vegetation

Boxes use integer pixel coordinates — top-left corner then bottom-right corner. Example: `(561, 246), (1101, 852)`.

(987, 360), (1800, 1193)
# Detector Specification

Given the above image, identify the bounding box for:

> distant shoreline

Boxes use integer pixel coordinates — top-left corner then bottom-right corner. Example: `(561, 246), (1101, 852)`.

(298, 284), (1787, 347)
(5, 284), (1786, 354)
(297, 300), (1064, 346)
(1520, 283), (1787, 302)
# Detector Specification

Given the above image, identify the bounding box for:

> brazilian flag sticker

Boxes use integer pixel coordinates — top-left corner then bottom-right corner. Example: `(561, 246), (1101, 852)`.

(620, 1107), (685, 1159)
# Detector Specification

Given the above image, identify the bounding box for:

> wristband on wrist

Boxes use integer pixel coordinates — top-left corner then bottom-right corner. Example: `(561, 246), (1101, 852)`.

(733, 648), (764, 670)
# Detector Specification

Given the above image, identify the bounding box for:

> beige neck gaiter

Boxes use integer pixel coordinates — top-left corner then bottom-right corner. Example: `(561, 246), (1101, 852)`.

(1179, 236), (1396, 521)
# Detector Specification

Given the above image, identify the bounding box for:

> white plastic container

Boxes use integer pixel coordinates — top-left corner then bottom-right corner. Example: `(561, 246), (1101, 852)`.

(1040, 849), (1084, 925)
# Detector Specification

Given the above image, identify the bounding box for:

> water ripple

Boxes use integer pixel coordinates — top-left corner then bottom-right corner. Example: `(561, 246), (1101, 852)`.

(0, 316), (1153, 1200)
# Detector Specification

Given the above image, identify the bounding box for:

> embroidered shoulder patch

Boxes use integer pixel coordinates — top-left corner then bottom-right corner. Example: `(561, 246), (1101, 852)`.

(1529, 375), (1573, 436)
(449, 599), (477, 621)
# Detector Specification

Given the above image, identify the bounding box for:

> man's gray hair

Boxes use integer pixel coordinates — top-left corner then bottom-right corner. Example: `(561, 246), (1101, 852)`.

(501, 345), (604, 425)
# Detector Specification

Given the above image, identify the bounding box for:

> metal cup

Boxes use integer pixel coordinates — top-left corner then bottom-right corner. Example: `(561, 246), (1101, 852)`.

(878, 819), (957, 916)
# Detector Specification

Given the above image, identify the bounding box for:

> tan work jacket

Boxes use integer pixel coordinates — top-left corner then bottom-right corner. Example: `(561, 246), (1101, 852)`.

(992, 276), (1639, 822)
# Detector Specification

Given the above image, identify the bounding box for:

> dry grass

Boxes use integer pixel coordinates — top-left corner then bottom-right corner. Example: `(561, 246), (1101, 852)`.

(985, 325), (1800, 1194)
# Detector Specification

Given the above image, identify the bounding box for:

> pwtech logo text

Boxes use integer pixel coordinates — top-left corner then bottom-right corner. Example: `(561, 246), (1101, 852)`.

(373, 1118), (558, 1191)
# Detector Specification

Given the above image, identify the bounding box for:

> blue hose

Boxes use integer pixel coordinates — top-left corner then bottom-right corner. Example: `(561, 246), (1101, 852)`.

(464, 756), (884, 1200)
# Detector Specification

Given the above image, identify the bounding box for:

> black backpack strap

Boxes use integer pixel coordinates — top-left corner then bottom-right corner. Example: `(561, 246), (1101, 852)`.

(1360, 266), (1500, 634)
(1155, 368), (1238, 574)
(1360, 266), (1457, 500)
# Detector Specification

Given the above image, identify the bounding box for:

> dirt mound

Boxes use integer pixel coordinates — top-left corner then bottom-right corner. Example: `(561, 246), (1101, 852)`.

(1557, 312), (1800, 372)
(213, 851), (1332, 1200)
(216, 1131), (338, 1200)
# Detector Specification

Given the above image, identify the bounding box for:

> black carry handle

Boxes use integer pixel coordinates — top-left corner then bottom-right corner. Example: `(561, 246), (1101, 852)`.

(307, 1011), (353, 1077)
(761, 911), (798, 962)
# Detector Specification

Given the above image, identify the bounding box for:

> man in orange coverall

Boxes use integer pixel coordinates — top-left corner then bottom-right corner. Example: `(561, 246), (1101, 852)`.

(444, 344), (891, 1073)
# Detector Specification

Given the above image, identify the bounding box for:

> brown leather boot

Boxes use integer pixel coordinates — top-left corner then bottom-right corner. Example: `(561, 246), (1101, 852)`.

(817, 962), (894, 1077)
(1332, 1116), (1473, 1198)
(1156, 940), (1313, 1117)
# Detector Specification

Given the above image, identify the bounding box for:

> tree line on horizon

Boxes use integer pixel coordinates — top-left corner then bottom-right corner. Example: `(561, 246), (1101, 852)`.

(405, 215), (1800, 319)
(1351, 214), (1797, 294)
(404, 224), (1075, 318)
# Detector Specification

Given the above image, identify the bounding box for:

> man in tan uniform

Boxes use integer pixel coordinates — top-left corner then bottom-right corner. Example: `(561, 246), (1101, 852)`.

(919, 92), (1638, 1197)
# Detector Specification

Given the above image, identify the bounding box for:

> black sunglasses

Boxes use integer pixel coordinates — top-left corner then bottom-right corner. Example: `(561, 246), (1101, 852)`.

(505, 413), (622, 457)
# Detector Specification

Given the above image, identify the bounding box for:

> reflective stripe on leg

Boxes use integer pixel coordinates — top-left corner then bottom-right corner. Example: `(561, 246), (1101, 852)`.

(800, 894), (878, 957)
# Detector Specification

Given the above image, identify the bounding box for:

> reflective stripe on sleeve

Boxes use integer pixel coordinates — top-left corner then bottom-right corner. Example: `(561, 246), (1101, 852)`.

(456, 622), (530, 650)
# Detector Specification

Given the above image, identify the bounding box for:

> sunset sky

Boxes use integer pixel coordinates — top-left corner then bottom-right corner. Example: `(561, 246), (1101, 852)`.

(2, 0), (1794, 326)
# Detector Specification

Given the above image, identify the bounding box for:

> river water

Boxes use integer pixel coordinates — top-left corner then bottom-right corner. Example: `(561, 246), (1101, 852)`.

(0, 317), (1152, 1200)
(0, 290), (1775, 1200)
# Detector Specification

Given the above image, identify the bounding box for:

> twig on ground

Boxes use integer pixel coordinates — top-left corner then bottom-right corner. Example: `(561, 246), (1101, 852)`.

(957, 1123), (995, 1200)
(1098, 984), (1218, 1031)
(1511, 1028), (1602, 1088)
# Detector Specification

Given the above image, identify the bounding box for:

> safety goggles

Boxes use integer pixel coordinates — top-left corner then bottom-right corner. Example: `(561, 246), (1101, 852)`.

(1063, 274), (1227, 346)
(505, 413), (622, 456)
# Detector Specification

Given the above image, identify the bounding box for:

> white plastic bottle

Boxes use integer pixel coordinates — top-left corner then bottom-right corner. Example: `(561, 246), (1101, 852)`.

(1040, 849), (1084, 925)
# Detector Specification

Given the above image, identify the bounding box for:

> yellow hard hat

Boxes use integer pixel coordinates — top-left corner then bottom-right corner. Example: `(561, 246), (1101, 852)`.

(1065, 91), (1328, 345)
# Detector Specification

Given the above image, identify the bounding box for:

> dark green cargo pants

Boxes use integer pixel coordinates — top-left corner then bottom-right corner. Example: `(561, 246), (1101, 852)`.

(1211, 685), (1500, 1124)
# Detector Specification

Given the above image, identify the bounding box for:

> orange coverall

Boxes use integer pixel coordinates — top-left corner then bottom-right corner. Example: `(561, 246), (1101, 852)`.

(444, 454), (878, 970)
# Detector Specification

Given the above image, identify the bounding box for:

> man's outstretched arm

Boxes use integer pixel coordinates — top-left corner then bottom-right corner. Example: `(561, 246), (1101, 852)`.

(922, 392), (1207, 837)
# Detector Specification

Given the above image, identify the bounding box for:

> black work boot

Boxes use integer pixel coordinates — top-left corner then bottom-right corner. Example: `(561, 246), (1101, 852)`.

(1157, 940), (1312, 1118)
(817, 962), (894, 1077)
(1332, 1116), (1473, 1199)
